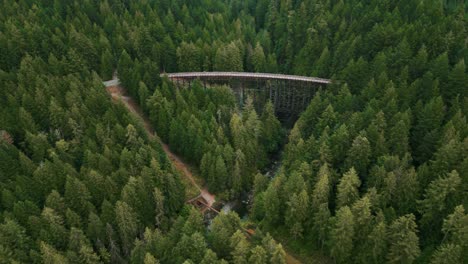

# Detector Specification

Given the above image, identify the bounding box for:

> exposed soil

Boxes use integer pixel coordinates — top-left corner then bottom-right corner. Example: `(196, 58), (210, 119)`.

(105, 84), (216, 207)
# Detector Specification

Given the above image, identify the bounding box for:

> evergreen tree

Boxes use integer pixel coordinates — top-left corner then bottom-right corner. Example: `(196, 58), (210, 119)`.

(261, 101), (282, 154)
(430, 244), (463, 264)
(144, 253), (159, 264)
(64, 176), (91, 217)
(177, 42), (202, 72)
(387, 214), (420, 264)
(418, 170), (461, 234)
(200, 249), (219, 264)
(336, 168), (361, 208)
(263, 183), (281, 226)
(214, 42), (244, 71)
(41, 242), (69, 264)
(230, 230), (250, 264)
(270, 244), (286, 264)
(100, 49), (114, 80)
(445, 60), (467, 102)
(366, 218), (387, 263)
(115, 201), (139, 256)
(329, 206), (355, 263)
(252, 43), (267, 72)
(153, 188), (165, 228)
(345, 135), (371, 177)
(249, 245), (267, 264)
(285, 189), (309, 239)
(441, 205), (467, 248)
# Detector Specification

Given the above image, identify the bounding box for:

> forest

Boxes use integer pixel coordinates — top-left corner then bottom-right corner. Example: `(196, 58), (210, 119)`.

(0, 0), (467, 263)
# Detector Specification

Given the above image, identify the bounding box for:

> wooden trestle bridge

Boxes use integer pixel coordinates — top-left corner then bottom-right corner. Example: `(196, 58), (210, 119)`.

(161, 72), (331, 119)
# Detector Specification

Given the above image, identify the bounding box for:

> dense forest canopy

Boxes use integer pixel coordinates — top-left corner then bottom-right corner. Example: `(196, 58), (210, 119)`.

(0, 0), (467, 264)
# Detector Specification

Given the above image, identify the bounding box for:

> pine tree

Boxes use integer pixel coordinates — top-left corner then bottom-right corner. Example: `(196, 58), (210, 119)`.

(183, 207), (204, 236)
(252, 43), (267, 72)
(261, 101), (282, 154)
(445, 60), (466, 102)
(388, 119), (410, 157)
(430, 244), (462, 264)
(212, 155), (228, 191)
(87, 213), (104, 244)
(174, 232), (207, 263)
(115, 201), (139, 256)
(76, 240), (100, 264)
(329, 124), (350, 166)
(329, 206), (355, 263)
(441, 205), (467, 247)
(117, 50), (133, 89)
(177, 42), (201, 72)
(64, 176), (91, 217)
(313, 202), (331, 249)
(285, 189), (309, 239)
(214, 42), (243, 71)
(232, 149), (246, 195)
(345, 135), (371, 177)
(144, 253), (159, 264)
(249, 246), (267, 264)
(366, 218), (387, 263)
(336, 168), (361, 208)
(351, 196), (373, 244)
(270, 244), (286, 264)
(153, 187), (165, 228)
(418, 170), (461, 233)
(100, 49), (114, 80)
(138, 82), (149, 107)
(412, 97), (445, 163)
(40, 242), (69, 264)
(209, 212), (241, 258)
(430, 52), (450, 92)
(200, 249), (219, 264)
(230, 230), (250, 264)
(410, 45), (428, 79)
(263, 184), (281, 226)
(387, 214), (420, 264)
(311, 164), (331, 247)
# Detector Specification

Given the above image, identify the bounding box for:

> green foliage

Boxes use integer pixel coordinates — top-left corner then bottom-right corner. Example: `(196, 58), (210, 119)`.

(418, 170), (462, 238)
(329, 206), (355, 263)
(336, 168), (361, 208)
(387, 214), (421, 264)
(0, 1), (465, 263)
(214, 42), (244, 71)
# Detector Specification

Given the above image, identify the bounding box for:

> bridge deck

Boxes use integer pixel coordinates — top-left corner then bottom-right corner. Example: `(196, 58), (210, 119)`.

(161, 72), (331, 84)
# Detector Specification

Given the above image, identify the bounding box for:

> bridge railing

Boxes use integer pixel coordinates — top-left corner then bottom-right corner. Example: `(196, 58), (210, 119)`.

(161, 72), (331, 84)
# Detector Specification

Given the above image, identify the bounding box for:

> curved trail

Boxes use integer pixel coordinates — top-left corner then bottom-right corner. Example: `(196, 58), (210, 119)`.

(104, 79), (301, 264)
(105, 84), (215, 207)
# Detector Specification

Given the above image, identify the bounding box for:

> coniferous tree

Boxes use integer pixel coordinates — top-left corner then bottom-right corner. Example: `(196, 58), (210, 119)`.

(418, 170), (461, 235)
(387, 214), (420, 264)
(249, 245), (267, 264)
(329, 206), (355, 263)
(336, 168), (361, 208)
(214, 42), (243, 72)
(252, 43), (267, 72)
(345, 135), (371, 177)
(115, 201), (139, 256)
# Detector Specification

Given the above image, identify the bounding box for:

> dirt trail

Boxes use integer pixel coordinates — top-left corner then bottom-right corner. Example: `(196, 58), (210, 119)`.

(105, 84), (215, 207)
(105, 81), (300, 263)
